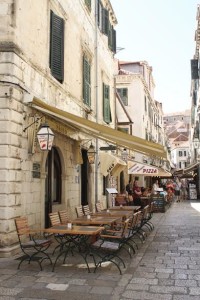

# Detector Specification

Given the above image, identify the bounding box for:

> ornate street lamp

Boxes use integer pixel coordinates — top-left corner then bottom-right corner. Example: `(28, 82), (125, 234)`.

(193, 137), (200, 149)
(37, 123), (55, 151)
(121, 148), (128, 162)
(87, 143), (96, 164)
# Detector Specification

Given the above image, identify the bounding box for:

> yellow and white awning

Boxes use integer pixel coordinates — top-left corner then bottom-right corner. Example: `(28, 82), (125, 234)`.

(128, 161), (171, 177)
(30, 98), (167, 158)
(99, 152), (126, 176)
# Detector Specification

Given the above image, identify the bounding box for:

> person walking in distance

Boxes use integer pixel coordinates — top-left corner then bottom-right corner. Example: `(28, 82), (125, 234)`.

(174, 177), (182, 202)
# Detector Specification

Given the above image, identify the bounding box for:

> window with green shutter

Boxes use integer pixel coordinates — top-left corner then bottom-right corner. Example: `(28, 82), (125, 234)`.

(103, 83), (112, 124)
(117, 88), (128, 106)
(83, 56), (91, 106)
(102, 8), (109, 36)
(50, 11), (64, 83)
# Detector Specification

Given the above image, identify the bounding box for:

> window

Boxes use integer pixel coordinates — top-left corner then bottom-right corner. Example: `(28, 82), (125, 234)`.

(98, 2), (116, 53)
(118, 128), (128, 133)
(178, 151), (182, 157)
(103, 83), (112, 124)
(117, 88), (128, 106)
(83, 55), (91, 106)
(50, 11), (64, 83)
(179, 162), (181, 169)
(184, 151), (187, 156)
(85, 0), (91, 11)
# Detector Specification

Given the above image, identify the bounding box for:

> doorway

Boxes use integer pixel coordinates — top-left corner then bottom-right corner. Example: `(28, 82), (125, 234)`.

(81, 149), (89, 206)
(45, 147), (62, 227)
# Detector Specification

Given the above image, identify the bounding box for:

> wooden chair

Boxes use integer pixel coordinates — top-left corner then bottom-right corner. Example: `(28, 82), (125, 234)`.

(82, 205), (92, 216)
(87, 219), (131, 274)
(96, 202), (103, 212)
(14, 216), (52, 270)
(76, 206), (84, 217)
(49, 212), (65, 255)
(49, 212), (61, 226)
(58, 210), (70, 224)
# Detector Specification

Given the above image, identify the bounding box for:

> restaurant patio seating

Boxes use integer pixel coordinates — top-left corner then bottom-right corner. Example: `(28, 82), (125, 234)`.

(96, 201), (103, 212)
(76, 206), (84, 217)
(58, 210), (70, 224)
(82, 205), (92, 216)
(49, 212), (69, 255)
(87, 218), (131, 274)
(14, 216), (52, 270)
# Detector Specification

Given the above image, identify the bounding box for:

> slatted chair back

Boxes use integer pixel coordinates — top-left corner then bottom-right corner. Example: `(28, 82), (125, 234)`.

(49, 212), (61, 226)
(82, 205), (91, 216)
(96, 202), (102, 212)
(76, 206), (84, 217)
(58, 210), (69, 224)
(15, 216), (30, 242)
(14, 216), (52, 270)
(142, 205), (149, 220)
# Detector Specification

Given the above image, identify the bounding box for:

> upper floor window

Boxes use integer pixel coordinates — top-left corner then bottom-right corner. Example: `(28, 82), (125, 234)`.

(98, 1), (116, 53)
(117, 88), (128, 106)
(103, 83), (112, 124)
(50, 11), (64, 83)
(85, 0), (91, 11)
(178, 151), (182, 157)
(184, 151), (187, 156)
(83, 55), (91, 106)
(118, 127), (129, 134)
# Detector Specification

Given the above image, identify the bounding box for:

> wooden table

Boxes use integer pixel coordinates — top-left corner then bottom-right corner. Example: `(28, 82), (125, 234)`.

(72, 216), (120, 226)
(92, 210), (132, 220)
(109, 206), (141, 212)
(44, 225), (104, 272)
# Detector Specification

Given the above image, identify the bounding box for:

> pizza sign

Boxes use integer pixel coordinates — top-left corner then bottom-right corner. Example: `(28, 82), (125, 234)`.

(143, 168), (158, 174)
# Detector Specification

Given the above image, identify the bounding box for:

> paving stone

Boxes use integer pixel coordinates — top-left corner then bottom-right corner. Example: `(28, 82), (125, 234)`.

(0, 287), (23, 296)
(122, 290), (172, 299)
(90, 286), (113, 295)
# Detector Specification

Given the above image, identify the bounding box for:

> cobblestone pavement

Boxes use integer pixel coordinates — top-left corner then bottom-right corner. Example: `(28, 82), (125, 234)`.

(1, 200), (200, 300)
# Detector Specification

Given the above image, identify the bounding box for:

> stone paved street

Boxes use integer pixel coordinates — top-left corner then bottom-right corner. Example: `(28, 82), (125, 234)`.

(1, 200), (200, 299)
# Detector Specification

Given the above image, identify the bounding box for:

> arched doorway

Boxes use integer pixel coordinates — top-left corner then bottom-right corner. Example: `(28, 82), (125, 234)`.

(45, 147), (62, 227)
(81, 149), (89, 206)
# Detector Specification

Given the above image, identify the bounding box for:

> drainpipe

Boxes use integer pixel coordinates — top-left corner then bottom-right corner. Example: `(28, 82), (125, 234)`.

(94, 0), (98, 204)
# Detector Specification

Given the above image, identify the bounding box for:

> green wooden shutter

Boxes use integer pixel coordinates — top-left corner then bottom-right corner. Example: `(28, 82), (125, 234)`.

(50, 11), (64, 83)
(83, 56), (91, 106)
(102, 8), (109, 35)
(103, 83), (112, 123)
(112, 28), (116, 53)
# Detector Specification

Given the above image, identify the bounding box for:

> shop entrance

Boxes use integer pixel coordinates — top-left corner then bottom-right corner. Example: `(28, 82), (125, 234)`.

(44, 147), (62, 227)
(81, 149), (89, 206)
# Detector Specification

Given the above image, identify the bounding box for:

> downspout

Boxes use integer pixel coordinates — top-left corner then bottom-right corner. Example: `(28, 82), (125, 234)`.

(94, 0), (98, 204)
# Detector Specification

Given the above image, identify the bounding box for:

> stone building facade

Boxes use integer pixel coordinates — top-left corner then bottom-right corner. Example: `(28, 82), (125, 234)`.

(0, 0), (118, 256)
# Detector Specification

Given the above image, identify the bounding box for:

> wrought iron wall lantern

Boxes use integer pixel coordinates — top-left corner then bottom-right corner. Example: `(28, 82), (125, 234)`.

(87, 143), (96, 164)
(23, 117), (54, 151)
(121, 148), (128, 162)
(37, 123), (55, 151)
(193, 137), (199, 149)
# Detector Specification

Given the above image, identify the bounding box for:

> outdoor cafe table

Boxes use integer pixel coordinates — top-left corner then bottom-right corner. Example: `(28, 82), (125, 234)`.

(44, 225), (104, 272)
(92, 210), (132, 220)
(72, 215), (120, 227)
(108, 206), (141, 212)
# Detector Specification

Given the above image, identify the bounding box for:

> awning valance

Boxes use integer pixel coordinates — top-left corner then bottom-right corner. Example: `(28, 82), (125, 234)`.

(173, 163), (199, 177)
(30, 98), (167, 158)
(99, 152), (126, 176)
(128, 161), (171, 177)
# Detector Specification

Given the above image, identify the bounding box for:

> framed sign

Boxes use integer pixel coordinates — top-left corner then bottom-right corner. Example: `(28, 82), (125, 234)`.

(32, 163), (41, 178)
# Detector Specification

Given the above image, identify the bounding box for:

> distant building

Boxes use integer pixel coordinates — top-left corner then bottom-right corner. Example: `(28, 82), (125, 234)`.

(163, 111), (191, 169)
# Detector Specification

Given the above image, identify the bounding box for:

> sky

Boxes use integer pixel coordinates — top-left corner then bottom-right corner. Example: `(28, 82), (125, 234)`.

(110, 0), (199, 114)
